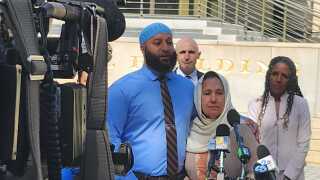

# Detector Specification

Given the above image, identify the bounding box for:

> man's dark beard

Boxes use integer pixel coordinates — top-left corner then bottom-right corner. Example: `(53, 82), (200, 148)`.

(144, 48), (176, 74)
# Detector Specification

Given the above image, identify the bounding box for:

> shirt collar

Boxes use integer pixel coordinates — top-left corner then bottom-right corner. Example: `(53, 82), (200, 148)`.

(269, 92), (289, 102)
(142, 65), (174, 81)
(176, 67), (197, 79)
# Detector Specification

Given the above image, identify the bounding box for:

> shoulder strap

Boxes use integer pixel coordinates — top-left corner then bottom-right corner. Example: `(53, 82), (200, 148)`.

(1, 0), (46, 179)
(80, 14), (114, 180)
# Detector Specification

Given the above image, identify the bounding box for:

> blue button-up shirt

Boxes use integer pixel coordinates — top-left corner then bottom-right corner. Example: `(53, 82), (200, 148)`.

(107, 66), (194, 179)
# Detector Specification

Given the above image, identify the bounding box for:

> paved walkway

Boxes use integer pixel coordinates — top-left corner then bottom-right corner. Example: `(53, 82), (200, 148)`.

(305, 163), (320, 180)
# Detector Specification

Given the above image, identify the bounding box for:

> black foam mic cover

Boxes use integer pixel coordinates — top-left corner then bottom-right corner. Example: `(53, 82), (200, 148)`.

(216, 124), (230, 137)
(227, 109), (240, 127)
(257, 144), (270, 159)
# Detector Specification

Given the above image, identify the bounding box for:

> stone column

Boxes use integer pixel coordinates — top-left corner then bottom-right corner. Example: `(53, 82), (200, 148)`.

(193, 0), (202, 16)
(150, 0), (155, 14)
(179, 0), (189, 15)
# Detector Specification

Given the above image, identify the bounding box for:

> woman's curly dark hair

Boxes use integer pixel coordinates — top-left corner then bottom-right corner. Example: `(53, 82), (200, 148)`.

(258, 56), (303, 128)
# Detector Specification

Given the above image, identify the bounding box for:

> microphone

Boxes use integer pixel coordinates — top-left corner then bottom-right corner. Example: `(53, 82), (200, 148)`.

(41, 2), (82, 21)
(207, 124), (230, 179)
(110, 143), (134, 176)
(253, 162), (270, 180)
(227, 109), (251, 164)
(256, 145), (277, 180)
(42, 0), (126, 41)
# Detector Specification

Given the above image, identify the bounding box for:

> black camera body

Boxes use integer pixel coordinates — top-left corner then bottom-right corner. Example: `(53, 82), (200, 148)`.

(0, 0), (128, 179)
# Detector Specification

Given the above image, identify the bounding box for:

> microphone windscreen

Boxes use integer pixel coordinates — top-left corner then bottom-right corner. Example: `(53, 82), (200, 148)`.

(257, 145), (278, 172)
(253, 162), (270, 180)
(216, 124), (230, 136)
(227, 109), (240, 127)
(257, 144), (270, 159)
(253, 162), (268, 174)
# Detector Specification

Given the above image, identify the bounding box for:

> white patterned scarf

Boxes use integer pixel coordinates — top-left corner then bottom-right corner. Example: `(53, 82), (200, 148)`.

(186, 72), (233, 153)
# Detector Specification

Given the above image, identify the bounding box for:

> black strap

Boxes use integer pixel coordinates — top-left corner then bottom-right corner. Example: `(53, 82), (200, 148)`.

(1, 1), (46, 180)
(86, 15), (108, 130)
(4, 0), (46, 77)
(133, 172), (168, 180)
(26, 79), (42, 180)
(133, 171), (186, 180)
(80, 14), (114, 180)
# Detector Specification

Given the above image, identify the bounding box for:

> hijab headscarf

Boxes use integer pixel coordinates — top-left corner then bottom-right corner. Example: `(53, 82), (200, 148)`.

(186, 71), (233, 153)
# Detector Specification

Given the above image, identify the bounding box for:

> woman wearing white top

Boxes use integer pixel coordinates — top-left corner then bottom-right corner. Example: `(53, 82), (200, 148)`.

(248, 56), (311, 180)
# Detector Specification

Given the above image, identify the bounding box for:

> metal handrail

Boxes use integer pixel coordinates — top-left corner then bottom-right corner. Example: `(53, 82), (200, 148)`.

(120, 0), (320, 42)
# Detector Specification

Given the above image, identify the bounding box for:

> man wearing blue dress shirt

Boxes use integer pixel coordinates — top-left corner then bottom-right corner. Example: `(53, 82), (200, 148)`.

(107, 23), (194, 179)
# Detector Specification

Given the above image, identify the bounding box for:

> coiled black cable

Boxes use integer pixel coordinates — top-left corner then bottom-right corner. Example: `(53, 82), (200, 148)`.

(38, 7), (63, 180)
(40, 78), (63, 180)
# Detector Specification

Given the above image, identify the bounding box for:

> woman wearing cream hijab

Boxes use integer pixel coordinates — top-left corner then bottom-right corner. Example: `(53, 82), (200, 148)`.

(185, 71), (258, 180)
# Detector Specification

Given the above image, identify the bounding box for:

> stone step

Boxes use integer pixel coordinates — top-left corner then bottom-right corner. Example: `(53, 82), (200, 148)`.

(307, 118), (320, 164)
(203, 26), (264, 38)
(125, 17), (208, 30)
(203, 27), (222, 35)
(124, 16), (272, 42)
(311, 119), (320, 128)
(125, 27), (204, 34)
(124, 14), (221, 22)
(312, 128), (320, 140)
(122, 30), (219, 40)
(48, 16), (276, 42)
(218, 34), (238, 41)
(126, 26), (253, 40)
(125, 25), (268, 42)
(310, 139), (320, 151)
(306, 150), (320, 164)
(206, 21), (244, 30)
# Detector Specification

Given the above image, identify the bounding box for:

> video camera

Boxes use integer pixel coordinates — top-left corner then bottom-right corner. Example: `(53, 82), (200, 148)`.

(0, 0), (132, 179)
